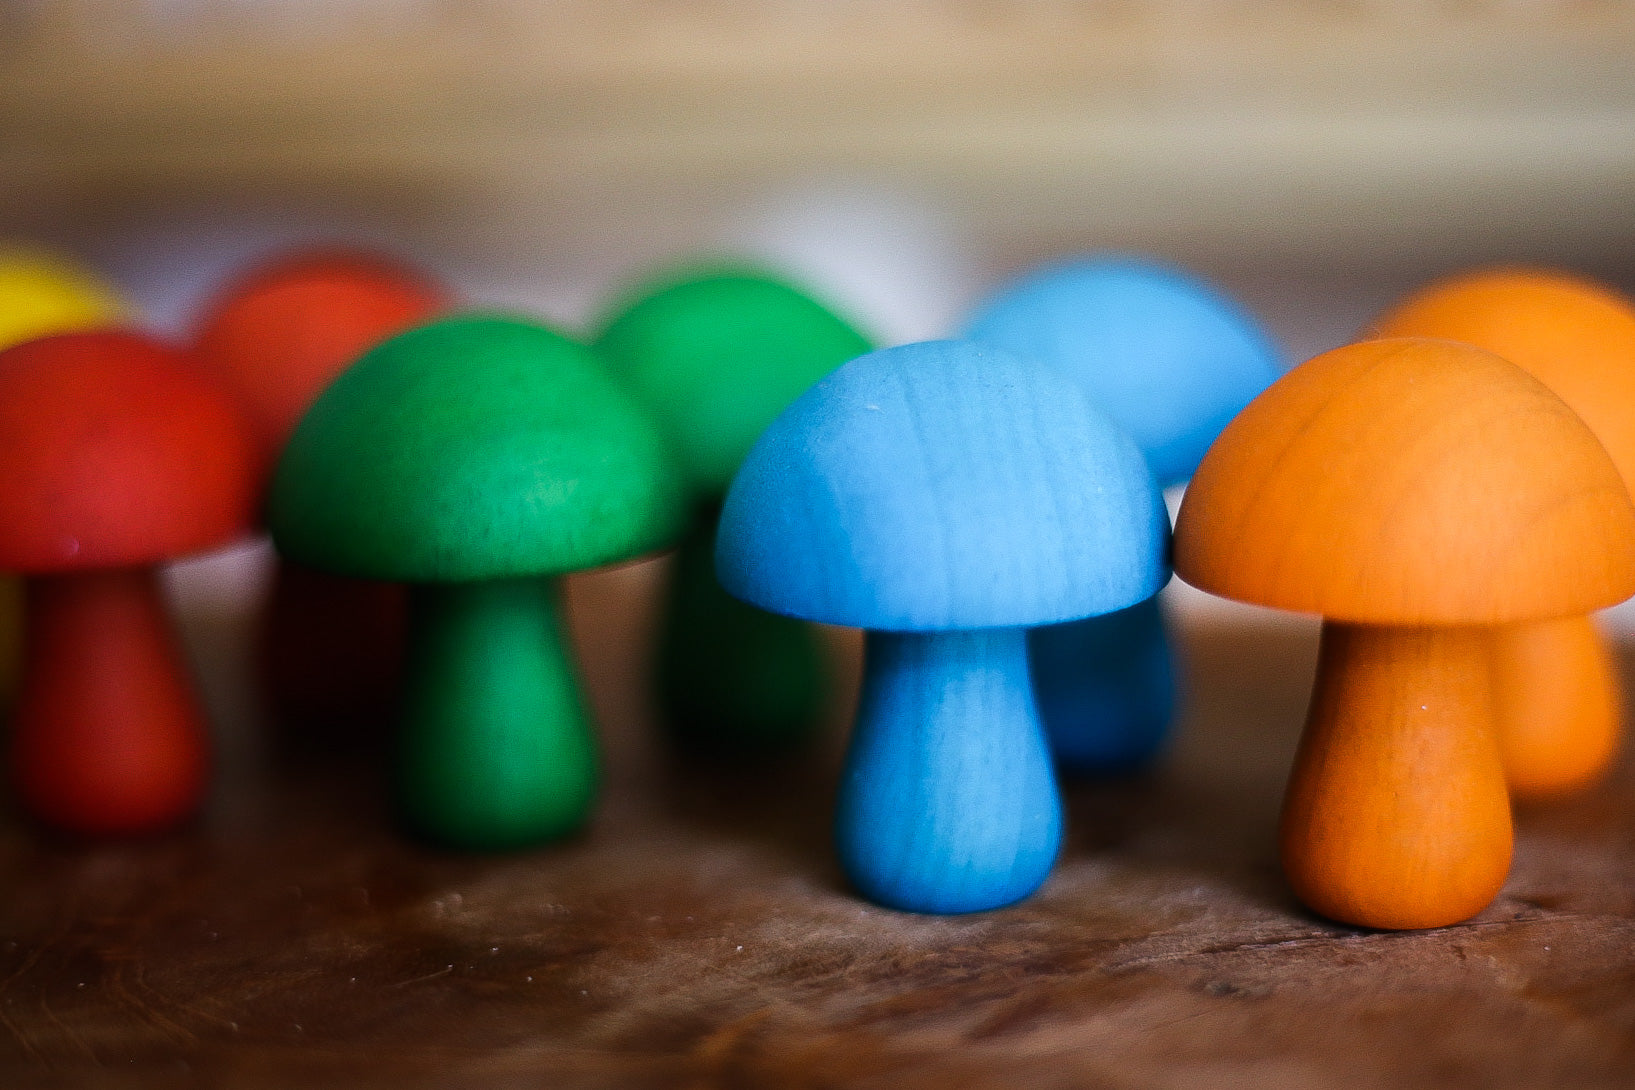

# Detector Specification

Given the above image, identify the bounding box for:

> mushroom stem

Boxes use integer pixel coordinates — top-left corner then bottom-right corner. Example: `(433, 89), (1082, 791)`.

(1029, 594), (1177, 774)
(260, 558), (407, 755)
(10, 568), (209, 835)
(0, 575), (20, 704)
(838, 627), (1062, 913)
(398, 577), (597, 849)
(1491, 615), (1622, 799)
(1281, 622), (1512, 930)
(657, 512), (826, 758)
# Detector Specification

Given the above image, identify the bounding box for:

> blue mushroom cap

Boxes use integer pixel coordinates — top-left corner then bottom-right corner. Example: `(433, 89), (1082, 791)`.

(965, 255), (1282, 486)
(715, 339), (1170, 632)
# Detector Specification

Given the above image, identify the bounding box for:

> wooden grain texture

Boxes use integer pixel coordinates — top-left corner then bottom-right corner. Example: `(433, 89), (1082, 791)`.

(1280, 623), (1512, 931)
(836, 626), (1060, 915)
(715, 339), (1167, 913)
(1371, 269), (1635, 486)
(1173, 338), (1635, 625)
(716, 340), (1168, 631)
(1174, 337), (1635, 928)
(0, 564), (1632, 1088)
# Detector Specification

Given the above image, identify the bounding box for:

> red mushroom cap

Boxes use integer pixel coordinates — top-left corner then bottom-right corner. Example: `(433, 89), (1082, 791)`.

(191, 250), (447, 470)
(0, 330), (257, 572)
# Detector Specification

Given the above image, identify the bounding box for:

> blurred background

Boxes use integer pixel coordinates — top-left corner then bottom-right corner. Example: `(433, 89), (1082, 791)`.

(7, 0), (1634, 348)
(5, 0), (1635, 630)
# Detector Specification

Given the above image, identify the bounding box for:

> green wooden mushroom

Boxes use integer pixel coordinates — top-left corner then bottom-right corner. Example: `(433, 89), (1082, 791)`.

(594, 269), (871, 757)
(269, 315), (684, 849)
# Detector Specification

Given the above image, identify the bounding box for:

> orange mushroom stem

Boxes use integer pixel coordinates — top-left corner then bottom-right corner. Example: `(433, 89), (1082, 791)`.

(1283, 624), (1511, 930)
(1489, 615), (1621, 799)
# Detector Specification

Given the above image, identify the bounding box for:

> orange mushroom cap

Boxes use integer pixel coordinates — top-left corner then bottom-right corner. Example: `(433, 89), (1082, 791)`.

(1371, 268), (1635, 487)
(0, 331), (257, 572)
(1173, 338), (1635, 625)
(191, 250), (447, 469)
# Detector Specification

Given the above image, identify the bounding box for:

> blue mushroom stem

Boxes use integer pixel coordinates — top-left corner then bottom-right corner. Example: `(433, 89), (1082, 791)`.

(1028, 595), (1178, 775)
(836, 627), (1063, 914)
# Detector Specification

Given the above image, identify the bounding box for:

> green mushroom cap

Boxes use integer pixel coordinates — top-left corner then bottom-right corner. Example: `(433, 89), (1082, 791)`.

(594, 269), (872, 498)
(270, 314), (685, 582)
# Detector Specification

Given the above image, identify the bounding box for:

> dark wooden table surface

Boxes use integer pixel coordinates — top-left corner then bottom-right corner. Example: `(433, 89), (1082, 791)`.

(2, 562), (1632, 1088)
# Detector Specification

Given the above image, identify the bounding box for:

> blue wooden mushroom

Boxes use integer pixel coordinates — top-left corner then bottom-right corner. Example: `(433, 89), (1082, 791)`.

(715, 340), (1168, 913)
(966, 256), (1281, 774)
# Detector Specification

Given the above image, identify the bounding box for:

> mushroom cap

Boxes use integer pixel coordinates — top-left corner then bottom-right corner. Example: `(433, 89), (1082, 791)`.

(269, 314), (685, 583)
(594, 269), (871, 498)
(0, 248), (126, 350)
(192, 249), (447, 465)
(1371, 267), (1635, 488)
(0, 331), (257, 572)
(965, 255), (1281, 486)
(716, 340), (1169, 631)
(1174, 338), (1635, 625)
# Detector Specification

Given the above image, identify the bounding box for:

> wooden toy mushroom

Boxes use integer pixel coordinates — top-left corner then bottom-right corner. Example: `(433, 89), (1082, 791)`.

(0, 247), (125, 349)
(1173, 337), (1635, 929)
(716, 340), (1168, 913)
(191, 250), (448, 745)
(0, 248), (128, 708)
(594, 269), (870, 757)
(268, 315), (683, 849)
(0, 331), (256, 835)
(966, 255), (1281, 773)
(1371, 269), (1635, 798)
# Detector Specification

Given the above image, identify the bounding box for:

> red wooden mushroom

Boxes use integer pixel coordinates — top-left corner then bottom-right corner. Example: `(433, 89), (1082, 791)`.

(191, 250), (447, 744)
(0, 331), (256, 834)
(192, 249), (447, 467)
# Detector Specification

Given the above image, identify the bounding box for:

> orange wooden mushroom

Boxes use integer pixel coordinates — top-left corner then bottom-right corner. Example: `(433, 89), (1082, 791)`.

(0, 331), (256, 834)
(191, 250), (447, 744)
(1372, 269), (1635, 798)
(1174, 338), (1635, 929)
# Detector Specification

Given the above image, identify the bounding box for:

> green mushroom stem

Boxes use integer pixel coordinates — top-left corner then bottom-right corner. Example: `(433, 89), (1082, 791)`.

(396, 577), (598, 850)
(657, 510), (828, 758)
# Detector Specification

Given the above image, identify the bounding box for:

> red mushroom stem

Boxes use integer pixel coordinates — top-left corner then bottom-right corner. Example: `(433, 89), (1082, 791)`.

(260, 559), (408, 752)
(10, 568), (208, 835)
